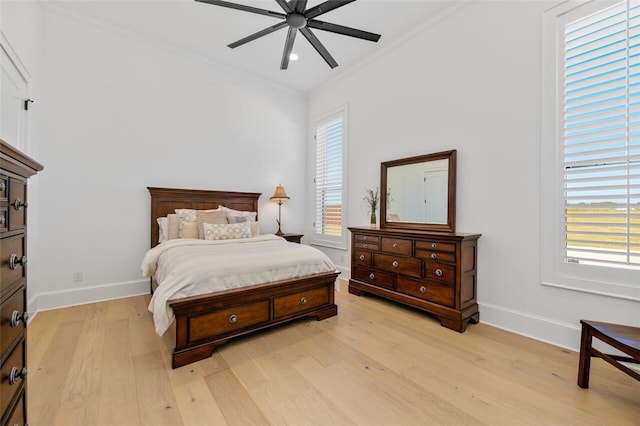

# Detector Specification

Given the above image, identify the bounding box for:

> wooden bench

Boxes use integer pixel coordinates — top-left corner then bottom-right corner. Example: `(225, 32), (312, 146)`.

(578, 319), (640, 388)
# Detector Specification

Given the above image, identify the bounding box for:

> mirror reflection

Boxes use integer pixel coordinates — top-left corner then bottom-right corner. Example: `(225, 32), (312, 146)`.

(386, 158), (449, 224)
(381, 150), (456, 233)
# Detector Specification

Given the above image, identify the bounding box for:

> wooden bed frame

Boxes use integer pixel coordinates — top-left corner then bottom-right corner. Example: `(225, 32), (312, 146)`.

(148, 187), (339, 368)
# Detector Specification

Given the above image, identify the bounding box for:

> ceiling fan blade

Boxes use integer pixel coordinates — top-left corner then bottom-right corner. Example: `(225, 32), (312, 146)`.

(228, 21), (289, 49)
(274, 0), (293, 13)
(307, 20), (381, 42)
(280, 27), (298, 69)
(292, 0), (308, 14)
(195, 0), (286, 19)
(305, 0), (356, 20)
(300, 27), (338, 69)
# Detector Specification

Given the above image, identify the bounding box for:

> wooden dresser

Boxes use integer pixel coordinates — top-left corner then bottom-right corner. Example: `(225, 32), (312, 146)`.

(1, 140), (43, 426)
(348, 226), (480, 332)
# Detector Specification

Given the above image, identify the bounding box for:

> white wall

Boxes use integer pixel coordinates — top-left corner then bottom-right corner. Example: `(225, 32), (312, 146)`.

(27, 6), (308, 311)
(308, 1), (639, 351)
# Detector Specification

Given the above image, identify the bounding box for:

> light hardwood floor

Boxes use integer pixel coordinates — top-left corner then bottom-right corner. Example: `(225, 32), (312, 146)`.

(27, 281), (639, 425)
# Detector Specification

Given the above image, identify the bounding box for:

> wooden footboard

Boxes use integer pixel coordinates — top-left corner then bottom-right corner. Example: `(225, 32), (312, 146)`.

(168, 271), (339, 368)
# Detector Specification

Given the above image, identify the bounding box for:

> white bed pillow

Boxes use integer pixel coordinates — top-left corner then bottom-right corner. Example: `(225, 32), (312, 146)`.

(219, 206), (257, 222)
(202, 222), (252, 240)
(157, 217), (168, 243)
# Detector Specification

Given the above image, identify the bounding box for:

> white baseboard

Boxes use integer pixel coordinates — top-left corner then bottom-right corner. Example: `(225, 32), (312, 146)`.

(478, 301), (581, 353)
(28, 279), (149, 315)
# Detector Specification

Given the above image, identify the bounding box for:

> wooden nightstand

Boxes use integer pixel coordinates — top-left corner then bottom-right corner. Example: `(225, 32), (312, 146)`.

(280, 233), (303, 243)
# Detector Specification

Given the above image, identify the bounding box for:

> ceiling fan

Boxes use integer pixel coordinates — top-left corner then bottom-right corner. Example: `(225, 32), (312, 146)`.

(195, 0), (381, 69)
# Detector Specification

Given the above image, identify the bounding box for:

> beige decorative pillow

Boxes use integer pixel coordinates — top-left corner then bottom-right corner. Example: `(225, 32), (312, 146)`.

(175, 207), (221, 223)
(179, 220), (199, 239)
(167, 214), (181, 240)
(202, 222), (252, 240)
(196, 211), (228, 239)
(251, 221), (260, 237)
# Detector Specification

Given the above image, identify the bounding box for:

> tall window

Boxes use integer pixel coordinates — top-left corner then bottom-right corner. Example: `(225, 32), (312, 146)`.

(311, 106), (347, 249)
(542, 0), (640, 299)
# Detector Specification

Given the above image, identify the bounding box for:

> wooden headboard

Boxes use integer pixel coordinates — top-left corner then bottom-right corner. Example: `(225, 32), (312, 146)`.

(148, 187), (261, 248)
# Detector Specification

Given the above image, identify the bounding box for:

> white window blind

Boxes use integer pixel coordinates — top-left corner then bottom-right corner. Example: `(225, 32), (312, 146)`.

(563, 0), (640, 270)
(313, 114), (344, 242)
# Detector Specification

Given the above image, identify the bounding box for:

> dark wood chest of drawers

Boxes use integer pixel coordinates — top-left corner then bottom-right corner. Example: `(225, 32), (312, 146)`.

(1, 140), (43, 426)
(348, 227), (480, 332)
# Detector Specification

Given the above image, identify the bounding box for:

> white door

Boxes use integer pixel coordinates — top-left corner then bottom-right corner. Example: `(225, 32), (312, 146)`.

(0, 39), (30, 151)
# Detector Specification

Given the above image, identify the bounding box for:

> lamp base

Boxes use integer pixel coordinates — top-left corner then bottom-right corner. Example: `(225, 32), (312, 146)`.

(275, 230), (284, 236)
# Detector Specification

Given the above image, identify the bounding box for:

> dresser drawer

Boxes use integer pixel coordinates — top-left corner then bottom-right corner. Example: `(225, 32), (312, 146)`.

(354, 234), (380, 251)
(188, 301), (269, 342)
(415, 240), (455, 253)
(425, 262), (455, 285)
(0, 175), (6, 201)
(4, 387), (25, 426)
(1, 338), (25, 417)
(1, 287), (25, 357)
(352, 265), (395, 289)
(373, 253), (422, 278)
(396, 277), (455, 307)
(7, 178), (26, 232)
(274, 287), (329, 319)
(0, 206), (6, 234)
(415, 249), (456, 263)
(381, 237), (412, 255)
(1, 236), (26, 294)
(353, 249), (373, 265)
(354, 234), (379, 244)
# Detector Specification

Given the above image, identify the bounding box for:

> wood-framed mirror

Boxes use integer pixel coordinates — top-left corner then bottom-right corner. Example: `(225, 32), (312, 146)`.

(380, 150), (456, 233)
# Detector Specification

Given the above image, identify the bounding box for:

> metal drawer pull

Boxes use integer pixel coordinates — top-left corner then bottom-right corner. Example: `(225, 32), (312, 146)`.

(369, 273), (375, 280)
(431, 253), (437, 260)
(363, 244), (367, 249)
(9, 254), (27, 270)
(363, 236), (368, 240)
(431, 242), (437, 248)
(359, 255), (365, 261)
(0, 181), (5, 191)
(0, 214), (4, 225)
(9, 367), (27, 385)
(10, 310), (29, 327)
(419, 286), (427, 293)
(392, 261), (399, 268)
(435, 269), (443, 277)
(393, 242), (398, 248)
(229, 314), (238, 323)
(13, 199), (28, 210)
(300, 297), (307, 305)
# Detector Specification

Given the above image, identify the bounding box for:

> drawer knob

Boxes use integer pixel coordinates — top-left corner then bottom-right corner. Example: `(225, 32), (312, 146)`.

(435, 269), (443, 277)
(359, 255), (365, 261)
(9, 367), (27, 385)
(13, 199), (28, 210)
(392, 242), (398, 248)
(363, 236), (368, 240)
(363, 243), (368, 249)
(0, 181), (5, 191)
(300, 297), (307, 305)
(431, 253), (437, 260)
(431, 242), (437, 248)
(0, 214), (4, 225)
(419, 286), (427, 293)
(229, 314), (238, 323)
(369, 273), (375, 280)
(392, 261), (399, 268)
(9, 254), (27, 270)
(10, 310), (29, 327)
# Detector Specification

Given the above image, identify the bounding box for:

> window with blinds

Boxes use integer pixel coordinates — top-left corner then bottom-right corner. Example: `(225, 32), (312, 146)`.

(313, 113), (344, 245)
(563, 0), (640, 270)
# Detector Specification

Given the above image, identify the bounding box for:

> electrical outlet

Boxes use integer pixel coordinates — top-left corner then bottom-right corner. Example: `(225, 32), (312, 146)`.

(73, 271), (83, 282)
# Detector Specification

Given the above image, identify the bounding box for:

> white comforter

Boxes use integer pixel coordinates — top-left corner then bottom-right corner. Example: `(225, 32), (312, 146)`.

(141, 235), (336, 335)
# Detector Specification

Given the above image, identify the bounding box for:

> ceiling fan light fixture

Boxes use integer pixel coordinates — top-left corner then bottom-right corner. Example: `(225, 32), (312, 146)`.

(197, 0), (381, 69)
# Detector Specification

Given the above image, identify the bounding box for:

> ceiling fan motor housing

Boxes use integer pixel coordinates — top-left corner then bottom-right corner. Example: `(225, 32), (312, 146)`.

(286, 13), (307, 29)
